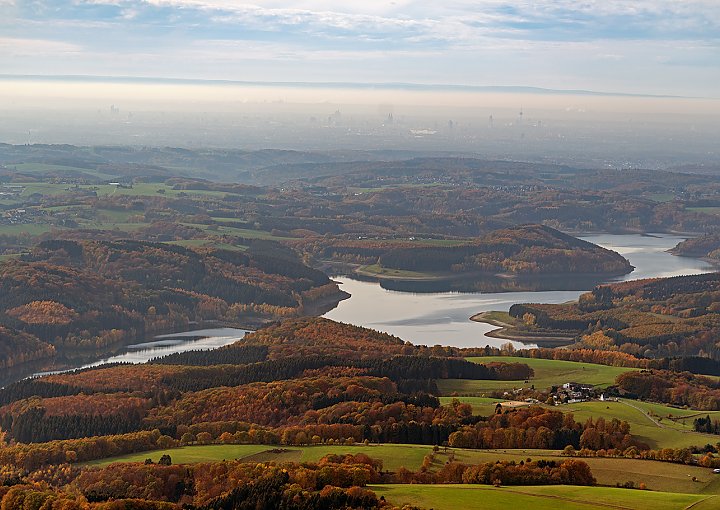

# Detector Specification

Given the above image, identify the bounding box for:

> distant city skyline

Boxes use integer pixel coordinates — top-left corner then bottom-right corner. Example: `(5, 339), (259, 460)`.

(0, 1), (718, 97)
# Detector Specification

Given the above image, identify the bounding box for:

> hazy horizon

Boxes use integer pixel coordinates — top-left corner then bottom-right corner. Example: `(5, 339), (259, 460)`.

(1, 1), (718, 170)
(0, 76), (717, 171)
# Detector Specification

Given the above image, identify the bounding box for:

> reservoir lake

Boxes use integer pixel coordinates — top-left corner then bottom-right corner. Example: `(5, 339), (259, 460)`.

(323, 233), (715, 348)
(14, 233), (713, 385)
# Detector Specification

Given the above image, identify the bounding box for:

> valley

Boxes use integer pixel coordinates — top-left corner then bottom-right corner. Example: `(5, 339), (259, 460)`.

(2, 149), (720, 510)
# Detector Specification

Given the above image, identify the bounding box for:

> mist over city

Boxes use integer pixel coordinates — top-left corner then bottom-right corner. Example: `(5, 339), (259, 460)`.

(1, 77), (719, 170)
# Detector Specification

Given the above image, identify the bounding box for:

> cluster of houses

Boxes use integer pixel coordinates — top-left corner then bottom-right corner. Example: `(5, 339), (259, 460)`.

(498, 381), (618, 410)
(1, 207), (30, 225)
(0, 184), (25, 199)
(551, 382), (615, 404)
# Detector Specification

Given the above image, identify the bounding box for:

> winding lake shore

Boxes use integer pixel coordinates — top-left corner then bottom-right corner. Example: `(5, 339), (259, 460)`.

(469, 311), (576, 347)
(324, 233), (716, 349)
(4, 233), (714, 385)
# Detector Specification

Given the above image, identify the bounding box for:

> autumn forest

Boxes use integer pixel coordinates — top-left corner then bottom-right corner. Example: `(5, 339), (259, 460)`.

(2, 148), (720, 509)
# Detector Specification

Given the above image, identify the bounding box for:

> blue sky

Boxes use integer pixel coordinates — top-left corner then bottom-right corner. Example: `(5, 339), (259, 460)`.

(0, 0), (718, 96)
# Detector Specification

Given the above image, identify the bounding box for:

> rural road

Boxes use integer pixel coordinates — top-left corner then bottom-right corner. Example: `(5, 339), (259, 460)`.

(618, 399), (669, 429)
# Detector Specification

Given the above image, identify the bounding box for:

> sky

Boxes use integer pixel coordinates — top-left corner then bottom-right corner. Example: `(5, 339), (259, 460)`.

(0, 1), (719, 97)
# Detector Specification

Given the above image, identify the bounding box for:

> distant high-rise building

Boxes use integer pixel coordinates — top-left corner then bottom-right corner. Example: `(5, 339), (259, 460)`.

(488, 115), (494, 128)
(328, 109), (341, 125)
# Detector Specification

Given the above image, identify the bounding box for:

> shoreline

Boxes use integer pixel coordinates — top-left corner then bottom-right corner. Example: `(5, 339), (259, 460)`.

(470, 311), (577, 346)
(353, 266), (633, 284)
(0, 288), (352, 388)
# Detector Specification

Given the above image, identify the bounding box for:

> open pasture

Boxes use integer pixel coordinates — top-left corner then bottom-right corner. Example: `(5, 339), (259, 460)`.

(88, 443), (720, 494)
(371, 484), (712, 510)
(437, 356), (635, 395)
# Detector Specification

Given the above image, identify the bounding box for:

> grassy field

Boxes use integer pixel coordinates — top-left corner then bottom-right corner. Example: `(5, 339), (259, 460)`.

(475, 310), (518, 325)
(436, 356), (635, 395)
(87, 443), (720, 494)
(0, 223), (58, 236)
(565, 400), (720, 450)
(6, 181), (255, 201)
(441, 394), (720, 450)
(86, 444), (272, 466)
(88, 444), (442, 472)
(180, 222), (294, 241)
(627, 400), (720, 431)
(647, 193), (677, 203)
(95, 208), (139, 222)
(687, 207), (720, 215)
(0, 181), (289, 241)
(438, 356), (720, 449)
(372, 484), (711, 510)
(357, 263), (447, 279)
(446, 448), (720, 494)
(76, 220), (146, 231)
(12, 163), (118, 179)
(168, 240), (248, 251)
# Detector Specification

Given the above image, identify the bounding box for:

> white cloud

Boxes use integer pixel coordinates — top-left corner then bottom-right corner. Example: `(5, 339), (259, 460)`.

(185, 38), (441, 62)
(106, 0), (720, 26)
(69, 0), (720, 48)
(0, 37), (83, 56)
(3, 0), (718, 95)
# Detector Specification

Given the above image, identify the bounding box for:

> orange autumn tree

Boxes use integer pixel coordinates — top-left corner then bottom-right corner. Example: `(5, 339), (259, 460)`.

(8, 301), (79, 325)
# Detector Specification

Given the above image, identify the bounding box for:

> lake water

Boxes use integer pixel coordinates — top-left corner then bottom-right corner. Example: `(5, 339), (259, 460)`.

(10, 233), (714, 385)
(323, 234), (715, 349)
(26, 327), (250, 381)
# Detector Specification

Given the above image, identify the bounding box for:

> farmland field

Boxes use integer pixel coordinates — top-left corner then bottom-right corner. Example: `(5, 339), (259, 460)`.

(371, 484), (710, 510)
(87, 443), (720, 493)
(566, 400), (720, 449)
(441, 394), (720, 450)
(437, 356), (635, 395)
(88, 444), (442, 472)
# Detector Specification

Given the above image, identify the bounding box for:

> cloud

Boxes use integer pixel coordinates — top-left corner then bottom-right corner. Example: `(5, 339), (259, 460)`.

(185, 38), (442, 62)
(0, 36), (83, 56)
(13, 1), (720, 46)
(101, 0), (720, 40)
(1, 0), (718, 95)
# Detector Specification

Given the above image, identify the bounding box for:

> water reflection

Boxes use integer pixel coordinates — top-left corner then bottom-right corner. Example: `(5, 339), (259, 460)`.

(324, 234), (715, 349)
(371, 273), (621, 293)
(7, 234), (715, 385)
(26, 328), (249, 382)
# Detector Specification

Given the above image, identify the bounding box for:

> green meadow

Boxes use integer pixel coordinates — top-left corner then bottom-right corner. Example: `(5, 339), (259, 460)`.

(437, 356), (635, 395)
(371, 484), (713, 510)
(87, 444), (440, 472)
(87, 443), (720, 494)
(441, 394), (720, 451)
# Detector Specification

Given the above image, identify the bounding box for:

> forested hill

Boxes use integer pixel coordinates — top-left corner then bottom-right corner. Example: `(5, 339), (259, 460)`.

(0, 239), (342, 370)
(364, 224), (632, 276)
(0, 315), (635, 509)
(671, 233), (720, 262)
(508, 272), (720, 359)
